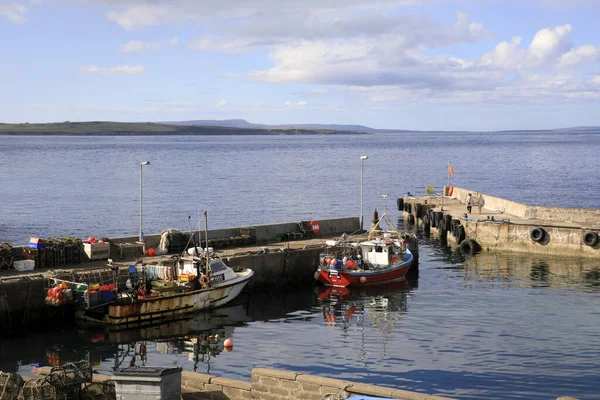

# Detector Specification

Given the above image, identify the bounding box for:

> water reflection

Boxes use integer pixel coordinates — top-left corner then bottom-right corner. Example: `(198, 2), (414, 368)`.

(460, 251), (600, 287)
(316, 281), (411, 353)
(2, 247), (599, 399)
(73, 303), (254, 375)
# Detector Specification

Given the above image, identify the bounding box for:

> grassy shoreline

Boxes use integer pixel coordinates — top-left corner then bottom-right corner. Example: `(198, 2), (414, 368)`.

(0, 121), (366, 135)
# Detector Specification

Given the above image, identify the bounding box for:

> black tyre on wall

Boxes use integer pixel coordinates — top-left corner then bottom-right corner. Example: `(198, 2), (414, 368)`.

(529, 227), (546, 243)
(583, 232), (598, 247)
(459, 239), (481, 255)
(422, 216), (430, 232)
(443, 215), (452, 229)
(415, 203), (423, 218)
(456, 225), (466, 244)
(397, 197), (404, 211)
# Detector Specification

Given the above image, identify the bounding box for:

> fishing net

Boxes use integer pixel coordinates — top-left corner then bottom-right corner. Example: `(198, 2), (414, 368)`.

(17, 361), (92, 400)
(0, 372), (24, 400)
(0, 243), (16, 271)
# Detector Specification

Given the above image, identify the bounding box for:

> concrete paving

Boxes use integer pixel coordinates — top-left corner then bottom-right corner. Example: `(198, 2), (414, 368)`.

(410, 196), (591, 229)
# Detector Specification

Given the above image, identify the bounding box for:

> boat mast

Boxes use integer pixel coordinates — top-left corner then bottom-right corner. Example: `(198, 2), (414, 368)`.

(204, 210), (209, 277)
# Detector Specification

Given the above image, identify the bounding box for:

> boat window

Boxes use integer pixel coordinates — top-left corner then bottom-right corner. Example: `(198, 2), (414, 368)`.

(209, 261), (228, 273)
(375, 246), (383, 253)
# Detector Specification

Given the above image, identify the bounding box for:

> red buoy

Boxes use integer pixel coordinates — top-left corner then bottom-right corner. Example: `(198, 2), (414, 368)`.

(224, 338), (233, 348)
(310, 220), (321, 235)
(88, 236), (96, 244)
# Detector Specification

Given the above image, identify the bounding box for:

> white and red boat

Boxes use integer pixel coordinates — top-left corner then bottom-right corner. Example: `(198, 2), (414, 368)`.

(315, 204), (415, 288)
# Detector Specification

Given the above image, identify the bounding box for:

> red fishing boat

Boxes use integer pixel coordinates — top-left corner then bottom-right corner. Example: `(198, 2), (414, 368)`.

(314, 202), (415, 288)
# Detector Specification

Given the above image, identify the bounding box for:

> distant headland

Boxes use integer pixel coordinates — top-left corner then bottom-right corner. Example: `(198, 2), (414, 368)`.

(0, 121), (366, 136)
(0, 119), (598, 135)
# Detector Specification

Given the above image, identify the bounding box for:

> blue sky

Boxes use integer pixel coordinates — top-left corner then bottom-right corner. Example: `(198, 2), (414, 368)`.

(1, 0), (599, 131)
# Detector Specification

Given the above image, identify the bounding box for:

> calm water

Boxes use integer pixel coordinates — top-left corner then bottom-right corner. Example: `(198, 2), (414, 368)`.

(1, 132), (600, 244)
(1, 134), (600, 399)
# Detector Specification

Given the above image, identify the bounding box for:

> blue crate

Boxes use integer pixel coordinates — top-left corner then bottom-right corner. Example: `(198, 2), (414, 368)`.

(28, 243), (46, 249)
(101, 291), (114, 302)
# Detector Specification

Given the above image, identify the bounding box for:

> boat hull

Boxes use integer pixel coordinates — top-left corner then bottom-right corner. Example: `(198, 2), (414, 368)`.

(79, 270), (253, 326)
(316, 252), (412, 288)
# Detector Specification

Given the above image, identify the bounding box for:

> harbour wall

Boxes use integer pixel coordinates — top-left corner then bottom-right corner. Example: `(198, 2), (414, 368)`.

(181, 367), (456, 400)
(108, 216), (360, 250)
(449, 186), (600, 225)
(4, 366), (580, 400)
(404, 188), (600, 257)
(0, 217), (359, 332)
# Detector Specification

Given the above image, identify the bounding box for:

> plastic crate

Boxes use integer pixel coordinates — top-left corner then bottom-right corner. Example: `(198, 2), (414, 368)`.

(14, 260), (35, 271)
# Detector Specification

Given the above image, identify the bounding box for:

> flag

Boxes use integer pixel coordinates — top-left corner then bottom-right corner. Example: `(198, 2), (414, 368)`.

(448, 165), (454, 176)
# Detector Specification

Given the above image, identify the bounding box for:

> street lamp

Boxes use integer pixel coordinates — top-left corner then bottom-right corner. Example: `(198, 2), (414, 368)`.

(139, 161), (150, 243)
(360, 156), (368, 230)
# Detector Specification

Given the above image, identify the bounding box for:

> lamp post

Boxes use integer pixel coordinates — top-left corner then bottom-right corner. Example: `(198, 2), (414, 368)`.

(139, 161), (150, 243)
(360, 156), (368, 230)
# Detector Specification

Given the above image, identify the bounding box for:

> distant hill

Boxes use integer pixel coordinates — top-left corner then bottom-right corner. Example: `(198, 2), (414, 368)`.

(163, 119), (600, 134)
(161, 119), (406, 133)
(2, 120), (598, 135)
(0, 121), (366, 136)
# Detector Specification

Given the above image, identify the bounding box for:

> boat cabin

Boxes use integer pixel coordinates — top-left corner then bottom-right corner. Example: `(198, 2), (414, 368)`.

(361, 239), (404, 267)
(178, 257), (237, 283)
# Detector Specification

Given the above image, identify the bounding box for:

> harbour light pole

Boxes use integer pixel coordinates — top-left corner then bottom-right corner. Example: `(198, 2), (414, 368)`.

(139, 161), (150, 243)
(360, 156), (368, 230)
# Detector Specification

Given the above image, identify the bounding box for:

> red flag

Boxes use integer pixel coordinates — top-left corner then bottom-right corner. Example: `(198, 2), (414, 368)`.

(448, 165), (455, 176)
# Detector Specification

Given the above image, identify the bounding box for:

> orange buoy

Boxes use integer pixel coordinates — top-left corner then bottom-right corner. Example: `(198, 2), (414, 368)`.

(88, 236), (96, 244)
(224, 338), (233, 348)
(392, 256), (399, 263)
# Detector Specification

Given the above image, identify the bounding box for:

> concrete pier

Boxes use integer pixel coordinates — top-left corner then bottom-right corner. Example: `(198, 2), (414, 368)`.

(0, 217), (360, 332)
(401, 186), (600, 257)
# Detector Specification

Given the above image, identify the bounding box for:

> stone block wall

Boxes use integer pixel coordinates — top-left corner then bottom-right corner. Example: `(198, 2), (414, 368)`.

(181, 368), (457, 400)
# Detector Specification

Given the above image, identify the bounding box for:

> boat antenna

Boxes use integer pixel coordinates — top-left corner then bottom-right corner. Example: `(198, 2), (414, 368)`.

(377, 192), (388, 214)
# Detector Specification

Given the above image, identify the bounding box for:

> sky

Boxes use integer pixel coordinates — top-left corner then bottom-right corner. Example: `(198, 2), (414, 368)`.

(1, 0), (600, 131)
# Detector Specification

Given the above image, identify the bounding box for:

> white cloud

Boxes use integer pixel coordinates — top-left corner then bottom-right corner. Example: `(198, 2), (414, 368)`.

(170, 37), (179, 46)
(528, 24), (572, 64)
(593, 76), (600, 85)
(187, 37), (274, 54)
(480, 37), (525, 69)
(78, 65), (146, 76)
(480, 24), (574, 70)
(0, 1), (30, 24)
(557, 45), (600, 68)
(106, 5), (174, 30)
(284, 100), (308, 106)
(119, 40), (162, 52)
(101, 0), (422, 30)
(217, 99), (228, 107)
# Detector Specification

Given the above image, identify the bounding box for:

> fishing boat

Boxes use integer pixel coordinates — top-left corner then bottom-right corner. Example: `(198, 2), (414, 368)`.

(314, 194), (415, 288)
(47, 213), (254, 327)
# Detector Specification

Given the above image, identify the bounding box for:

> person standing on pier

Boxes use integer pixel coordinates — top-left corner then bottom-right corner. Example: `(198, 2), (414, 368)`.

(478, 195), (485, 214)
(466, 193), (474, 214)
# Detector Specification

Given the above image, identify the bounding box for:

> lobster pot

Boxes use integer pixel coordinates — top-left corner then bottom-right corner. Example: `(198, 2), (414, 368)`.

(113, 367), (182, 400)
